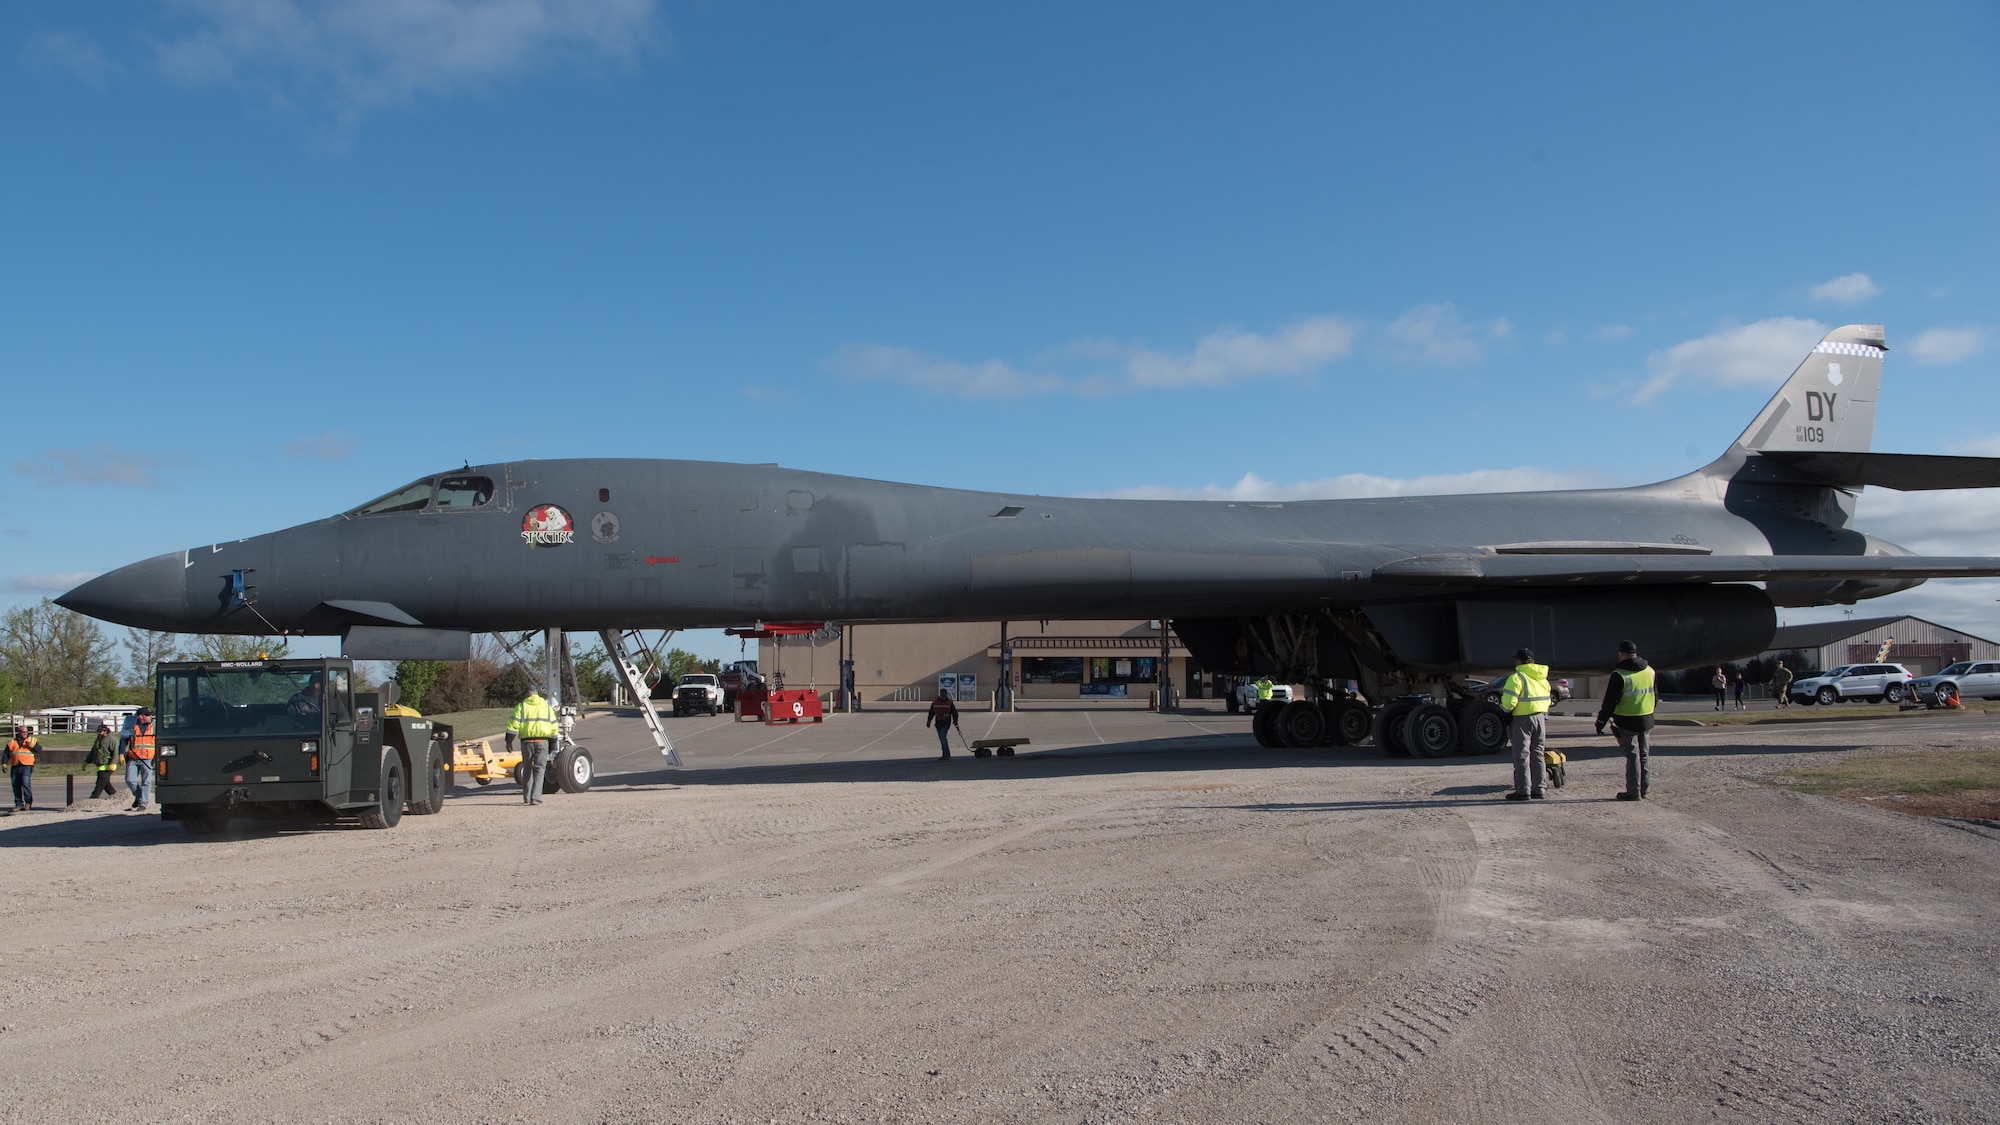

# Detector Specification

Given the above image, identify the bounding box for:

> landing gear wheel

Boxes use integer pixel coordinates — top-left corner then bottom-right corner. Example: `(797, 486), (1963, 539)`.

(1374, 699), (1420, 757)
(358, 750), (405, 830)
(1251, 701), (1285, 748)
(1884, 683), (1905, 704)
(408, 740), (447, 815)
(1458, 700), (1509, 756)
(179, 807), (227, 836)
(1405, 703), (1457, 758)
(1333, 700), (1374, 746)
(473, 776), (493, 787)
(555, 746), (594, 794)
(1816, 686), (1838, 706)
(1276, 701), (1327, 748)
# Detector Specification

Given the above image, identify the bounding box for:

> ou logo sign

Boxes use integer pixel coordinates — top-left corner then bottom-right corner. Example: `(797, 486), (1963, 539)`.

(791, 701), (805, 717)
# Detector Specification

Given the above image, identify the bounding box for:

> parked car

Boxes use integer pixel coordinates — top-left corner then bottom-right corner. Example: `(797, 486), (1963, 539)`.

(673, 673), (724, 716)
(1470, 677), (1570, 706)
(1909, 661), (2000, 705)
(1789, 663), (1914, 706)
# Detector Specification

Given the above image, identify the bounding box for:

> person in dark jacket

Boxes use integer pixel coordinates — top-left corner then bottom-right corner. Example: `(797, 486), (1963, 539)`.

(925, 689), (959, 760)
(1595, 640), (1657, 800)
(85, 721), (120, 798)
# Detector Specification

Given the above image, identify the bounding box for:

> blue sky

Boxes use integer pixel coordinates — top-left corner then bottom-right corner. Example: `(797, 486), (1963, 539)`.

(3, 1), (1997, 663)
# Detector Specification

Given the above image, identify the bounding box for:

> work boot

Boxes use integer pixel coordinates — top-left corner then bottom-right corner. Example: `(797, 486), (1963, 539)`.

(1615, 792), (1640, 801)
(1504, 792), (1529, 801)
(1530, 792), (1546, 799)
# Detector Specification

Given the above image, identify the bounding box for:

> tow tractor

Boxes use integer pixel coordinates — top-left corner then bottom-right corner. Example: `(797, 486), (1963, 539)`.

(153, 657), (454, 834)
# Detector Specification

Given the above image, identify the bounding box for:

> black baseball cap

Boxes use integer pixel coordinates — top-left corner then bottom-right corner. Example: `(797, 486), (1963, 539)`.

(1514, 648), (1534, 662)
(1617, 640), (1638, 654)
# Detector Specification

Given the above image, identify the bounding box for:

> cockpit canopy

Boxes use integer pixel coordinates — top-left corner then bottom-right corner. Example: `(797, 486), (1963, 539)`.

(349, 474), (495, 516)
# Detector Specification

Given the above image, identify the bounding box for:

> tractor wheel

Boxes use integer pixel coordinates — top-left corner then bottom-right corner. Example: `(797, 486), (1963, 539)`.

(407, 741), (447, 816)
(358, 750), (405, 830)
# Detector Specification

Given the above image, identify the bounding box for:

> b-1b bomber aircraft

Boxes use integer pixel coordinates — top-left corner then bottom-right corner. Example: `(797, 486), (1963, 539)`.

(60, 324), (2000, 759)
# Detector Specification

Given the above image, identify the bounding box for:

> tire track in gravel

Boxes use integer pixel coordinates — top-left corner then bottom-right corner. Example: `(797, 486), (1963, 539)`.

(181, 785), (1148, 1103)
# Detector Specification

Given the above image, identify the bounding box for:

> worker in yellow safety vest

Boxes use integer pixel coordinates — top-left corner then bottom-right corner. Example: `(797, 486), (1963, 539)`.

(86, 721), (120, 799)
(509, 688), (559, 805)
(1594, 639), (1657, 800)
(1498, 648), (1552, 801)
(1255, 678), (1274, 703)
(7, 722), (39, 812)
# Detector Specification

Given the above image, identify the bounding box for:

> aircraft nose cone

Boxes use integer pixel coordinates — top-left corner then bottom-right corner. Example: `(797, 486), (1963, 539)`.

(56, 551), (189, 630)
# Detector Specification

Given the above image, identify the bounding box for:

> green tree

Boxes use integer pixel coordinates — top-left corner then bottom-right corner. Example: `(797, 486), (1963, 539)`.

(662, 648), (719, 683)
(572, 645), (616, 702)
(123, 629), (189, 687)
(0, 599), (120, 710)
(394, 660), (449, 712)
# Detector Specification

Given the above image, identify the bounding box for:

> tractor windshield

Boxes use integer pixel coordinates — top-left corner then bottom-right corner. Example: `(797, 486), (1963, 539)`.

(156, 665), (349, 738)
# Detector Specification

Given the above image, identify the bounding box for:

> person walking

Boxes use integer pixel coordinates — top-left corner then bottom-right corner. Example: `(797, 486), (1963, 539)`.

(1732, 671), (1748, 711)
(1595, 640), (1657, 801)
(7, 722), (38, 812)
(1711, 667), (1728, 711)
(124, 708), (157, 812)
(1499, 648), (1552, 800)
(86, 721), (120, 799)
(509, 686), (559, 805)
(1773, 660), (1793, 708)
(925, 689), (959, 760)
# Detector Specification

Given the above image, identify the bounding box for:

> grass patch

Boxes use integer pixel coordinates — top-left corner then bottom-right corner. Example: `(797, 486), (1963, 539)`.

(1780, 749), (2000, 796)
(420, 707), (514, 739)
(1689, 700), (2000, 726)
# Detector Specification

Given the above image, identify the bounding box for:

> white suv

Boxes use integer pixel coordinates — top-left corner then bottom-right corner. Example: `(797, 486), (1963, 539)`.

(1790, 663), (1914, 706)
(1910, 661), (2000, 705)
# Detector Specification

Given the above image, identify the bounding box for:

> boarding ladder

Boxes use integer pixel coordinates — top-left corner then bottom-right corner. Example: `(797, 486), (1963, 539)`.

(602, 629), (681, 767)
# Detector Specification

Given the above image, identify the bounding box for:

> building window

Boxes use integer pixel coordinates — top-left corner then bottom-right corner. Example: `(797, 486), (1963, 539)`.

(1090, 657), (1156, 684)
(1021, 657), (1083, 684)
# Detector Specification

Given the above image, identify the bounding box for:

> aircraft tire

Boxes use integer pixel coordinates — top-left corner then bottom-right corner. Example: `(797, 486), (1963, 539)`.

(1458, 700), (1509, 756)
(408, 741), (447, 816)
(1333, 700), (1374, 746)
(1374, 699), (1419, 757)
(1251, 701), (1283, 747)
(556, 746), (594, 794)
(1275, 701), (1326, 748)
(1405, 703), (1457, 758)
(358, 750), (405, 830)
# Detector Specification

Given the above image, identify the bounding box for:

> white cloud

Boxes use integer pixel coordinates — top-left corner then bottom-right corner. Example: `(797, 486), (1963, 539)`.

(832, 313), (1359, 398)
(1853, 489), (2000, 558)
(1121, 315), (1358, 389)
(1093, 466), (1601, 502)
(155, 0), (660, 117)
(280, 429), (355, 459)
(1906, 326), (1982, 365)
(1808, 272), (1881, 304)
(10, 572), (101, 595)
(830, 345), (1066, 398)
(22, 29), (114, 84)
(14, 445), (183, 488)
(1381, 303), (1511, 365)
(1635, 317), (1827, 404)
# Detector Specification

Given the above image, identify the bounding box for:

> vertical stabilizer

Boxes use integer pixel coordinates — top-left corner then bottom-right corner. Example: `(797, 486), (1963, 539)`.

(1731, 324), (1885, 455)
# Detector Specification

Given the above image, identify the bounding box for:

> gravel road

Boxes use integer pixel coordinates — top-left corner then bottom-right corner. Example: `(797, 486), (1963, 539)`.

(2, 704), (1995, 1123)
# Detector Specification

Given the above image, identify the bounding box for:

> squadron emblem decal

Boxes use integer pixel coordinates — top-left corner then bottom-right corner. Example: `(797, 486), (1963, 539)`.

(590, 511), (621, 544)
(522, 504), (576, 547)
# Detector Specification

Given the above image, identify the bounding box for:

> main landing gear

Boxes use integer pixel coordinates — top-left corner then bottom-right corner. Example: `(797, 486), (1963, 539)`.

(1251, 693), (1507, 757)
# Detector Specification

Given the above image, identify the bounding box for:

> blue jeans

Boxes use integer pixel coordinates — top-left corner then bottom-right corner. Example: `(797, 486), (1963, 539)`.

(934, 723), (952, 756)
(10, 764), (30, 808)
(127, 759), (155, 807)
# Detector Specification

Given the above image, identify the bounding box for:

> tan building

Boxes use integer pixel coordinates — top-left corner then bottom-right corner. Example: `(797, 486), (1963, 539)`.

(1760, 615), (1999, 677)
(757, 620), (1207, 705)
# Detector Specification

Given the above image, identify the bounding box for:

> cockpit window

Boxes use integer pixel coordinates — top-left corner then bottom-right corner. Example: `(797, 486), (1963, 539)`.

(434, 475), (494, 509)
(351, 478), (434, 516)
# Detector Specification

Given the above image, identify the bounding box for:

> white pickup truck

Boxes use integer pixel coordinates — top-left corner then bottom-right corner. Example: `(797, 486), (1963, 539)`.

(672, 674), (724, 716)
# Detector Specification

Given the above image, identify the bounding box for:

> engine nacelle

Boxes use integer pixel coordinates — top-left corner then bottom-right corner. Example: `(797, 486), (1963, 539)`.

(1365, 585), (1777, 675)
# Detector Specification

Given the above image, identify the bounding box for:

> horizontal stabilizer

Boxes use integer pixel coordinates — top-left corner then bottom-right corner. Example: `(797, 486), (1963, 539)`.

(1756, 451), (2000, 491)
(1373, 553), (2000, 586)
